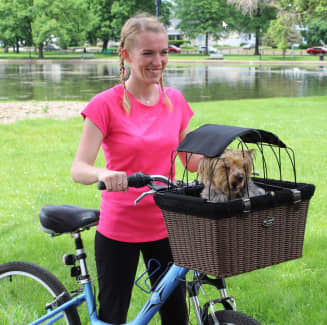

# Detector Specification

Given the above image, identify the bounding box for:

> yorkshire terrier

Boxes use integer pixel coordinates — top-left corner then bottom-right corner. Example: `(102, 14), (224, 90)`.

(198, 149), (265, 202)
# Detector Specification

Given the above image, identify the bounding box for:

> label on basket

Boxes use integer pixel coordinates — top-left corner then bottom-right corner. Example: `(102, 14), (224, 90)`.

(263, 216), (275, 227)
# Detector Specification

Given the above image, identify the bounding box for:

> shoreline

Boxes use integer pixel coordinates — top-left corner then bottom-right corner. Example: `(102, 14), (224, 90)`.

(0, 101), (87, 124)
(1, 58), (326, 124)
(0, 58), (327, 65)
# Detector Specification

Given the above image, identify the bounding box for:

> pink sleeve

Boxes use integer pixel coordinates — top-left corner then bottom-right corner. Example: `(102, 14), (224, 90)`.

(81, 94), (111, 137)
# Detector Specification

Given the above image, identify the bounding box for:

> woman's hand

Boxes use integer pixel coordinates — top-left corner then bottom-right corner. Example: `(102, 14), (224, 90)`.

(98, 170), (128, 192)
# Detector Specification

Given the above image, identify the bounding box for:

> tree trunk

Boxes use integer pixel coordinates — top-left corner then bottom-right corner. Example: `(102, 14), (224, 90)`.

(205, 32), (209, 56)
(255, 28), (260, 56)
(102, 39), (109, 51)
(38, 45), (44, 59)
(254, 7), (261, 56)
(16, 41), (20, 54)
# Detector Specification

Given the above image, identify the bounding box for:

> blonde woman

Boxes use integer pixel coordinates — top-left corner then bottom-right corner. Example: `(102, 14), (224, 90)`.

(71, 13), (197, 324)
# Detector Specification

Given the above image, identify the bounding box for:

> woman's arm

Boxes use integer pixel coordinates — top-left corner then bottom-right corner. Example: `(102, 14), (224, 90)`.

(178, 126), (202, 173)
(71, 118), (128, 191)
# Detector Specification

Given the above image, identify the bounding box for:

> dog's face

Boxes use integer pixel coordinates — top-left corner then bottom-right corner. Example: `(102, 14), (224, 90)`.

(198, 149), (253, 195)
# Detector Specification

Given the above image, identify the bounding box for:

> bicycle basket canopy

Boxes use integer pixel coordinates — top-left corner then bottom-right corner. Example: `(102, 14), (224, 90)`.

(177, 124), (286, 157)
(154, 124), (315, 278)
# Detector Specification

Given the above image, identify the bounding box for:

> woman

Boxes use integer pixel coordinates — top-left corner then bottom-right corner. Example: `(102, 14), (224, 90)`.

(71, 13), (198, 324)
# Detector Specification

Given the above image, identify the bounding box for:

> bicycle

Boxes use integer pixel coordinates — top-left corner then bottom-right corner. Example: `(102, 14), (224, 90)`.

(0, 172), (260, 325)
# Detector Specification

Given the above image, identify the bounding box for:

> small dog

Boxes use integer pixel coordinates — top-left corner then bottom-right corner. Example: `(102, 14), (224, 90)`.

(198, 149), (265, 202)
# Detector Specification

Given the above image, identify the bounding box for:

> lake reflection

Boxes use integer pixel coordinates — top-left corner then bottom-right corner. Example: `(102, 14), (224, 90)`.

(0, 63), (326, 102)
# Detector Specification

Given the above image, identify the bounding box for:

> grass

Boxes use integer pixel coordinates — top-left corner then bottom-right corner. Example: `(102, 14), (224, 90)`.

(0, 50), (325, 62)
(0, 96), (326, 324)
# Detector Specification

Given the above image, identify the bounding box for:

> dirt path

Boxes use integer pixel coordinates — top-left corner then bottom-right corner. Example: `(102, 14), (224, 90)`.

(0, 101), (87, 124)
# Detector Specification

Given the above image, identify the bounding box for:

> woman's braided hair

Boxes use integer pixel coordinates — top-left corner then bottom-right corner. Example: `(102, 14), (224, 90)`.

(119, 13), (172, 114)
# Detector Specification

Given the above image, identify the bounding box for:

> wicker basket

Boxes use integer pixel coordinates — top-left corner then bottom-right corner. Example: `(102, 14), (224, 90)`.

(161, 201), (309, 278)
(156, 124), (315, 277)
(154, 178), (314, 278)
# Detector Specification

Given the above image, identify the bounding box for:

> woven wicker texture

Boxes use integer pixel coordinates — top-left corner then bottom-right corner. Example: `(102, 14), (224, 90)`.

(162, 201), (309, 278)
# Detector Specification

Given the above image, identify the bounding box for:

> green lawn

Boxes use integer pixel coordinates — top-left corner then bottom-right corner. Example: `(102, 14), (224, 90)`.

(0, 96), (326, 324)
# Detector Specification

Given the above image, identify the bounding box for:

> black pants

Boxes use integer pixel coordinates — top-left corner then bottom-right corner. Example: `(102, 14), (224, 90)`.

(95, 231), (188, 324)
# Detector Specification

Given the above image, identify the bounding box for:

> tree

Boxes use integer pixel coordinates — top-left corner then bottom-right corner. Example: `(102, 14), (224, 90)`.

(291, 0), (327, 21)
(227, 0), (277, 55)
(303, 18), (327, 46)
(174, 0), (236, 55)
(0, 0), (33, 53)
(266, 13), (301, 56)
(227, 0), (276, 16)
(89, 0), (171, 51)
(32, 0), (92, 58)
(88, 0), (115, 50)
(110, 0), (171, 39)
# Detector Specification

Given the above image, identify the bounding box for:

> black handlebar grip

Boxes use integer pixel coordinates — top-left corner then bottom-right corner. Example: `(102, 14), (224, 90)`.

(97, 172), (152, 190)
(127, 172), (152, 188)
(97, 181), (106, 190)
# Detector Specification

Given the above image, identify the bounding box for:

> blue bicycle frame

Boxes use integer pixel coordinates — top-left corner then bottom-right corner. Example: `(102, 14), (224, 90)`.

(30, 264), (189, 325)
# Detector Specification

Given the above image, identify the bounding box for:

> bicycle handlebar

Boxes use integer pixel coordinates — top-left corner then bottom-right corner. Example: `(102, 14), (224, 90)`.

(97, 172), (173, 191)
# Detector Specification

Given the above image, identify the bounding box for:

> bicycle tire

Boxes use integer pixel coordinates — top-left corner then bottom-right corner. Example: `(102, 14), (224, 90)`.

(206, 310), (261, 325)
(0, 261), (81, 324)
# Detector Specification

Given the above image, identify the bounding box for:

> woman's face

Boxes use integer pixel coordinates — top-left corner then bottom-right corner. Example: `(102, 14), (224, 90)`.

(124, 31), (169, 85)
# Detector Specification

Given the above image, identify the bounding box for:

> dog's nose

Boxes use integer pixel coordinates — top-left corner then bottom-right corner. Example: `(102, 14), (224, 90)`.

(236, 174), (244, 182)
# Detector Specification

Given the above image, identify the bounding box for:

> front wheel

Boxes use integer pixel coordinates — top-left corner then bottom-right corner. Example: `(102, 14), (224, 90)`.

(0, 261), (81, 324)
(207, 310), (261, 325)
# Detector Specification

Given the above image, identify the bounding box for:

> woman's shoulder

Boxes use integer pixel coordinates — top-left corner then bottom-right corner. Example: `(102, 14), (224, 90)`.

(94, 84), (124, 103)
(84, 84), (124, 118)
(164, 87), (183, 98)
(164, 87), (188, 106)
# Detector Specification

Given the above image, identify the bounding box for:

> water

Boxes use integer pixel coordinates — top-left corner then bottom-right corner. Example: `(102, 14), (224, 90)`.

(0, 63), (326, 102)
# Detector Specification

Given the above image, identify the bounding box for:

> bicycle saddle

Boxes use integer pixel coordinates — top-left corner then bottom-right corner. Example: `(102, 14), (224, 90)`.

(40, 205), (99, 236)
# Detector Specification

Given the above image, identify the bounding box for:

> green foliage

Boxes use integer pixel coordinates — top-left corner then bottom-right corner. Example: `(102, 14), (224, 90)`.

(168, 39), (188, 46)
(0, 0), (95, 57)
(303, 18), (327, 46)
(88, 0), (115, 48)
(266, 14), (301, 54)
(234, 5), (277, 35)
(0, 0), (33, 49)
(228, 1), (277, 55)
(175, 0), (235, 40)
(88, 0), (171, 49)
(32, 0), (92, 51)
(293, 0), (327, 20)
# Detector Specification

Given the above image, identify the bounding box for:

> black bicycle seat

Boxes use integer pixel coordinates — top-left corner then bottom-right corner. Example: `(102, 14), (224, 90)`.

(40, 205), (99, 236)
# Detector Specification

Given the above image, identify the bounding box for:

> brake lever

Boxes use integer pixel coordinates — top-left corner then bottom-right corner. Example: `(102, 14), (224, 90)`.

(134, 183), (168, 205)
(134, 190), (156, 205)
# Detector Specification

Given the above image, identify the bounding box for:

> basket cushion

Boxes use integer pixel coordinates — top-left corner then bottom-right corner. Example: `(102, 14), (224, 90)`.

(154, 178), (315, 219)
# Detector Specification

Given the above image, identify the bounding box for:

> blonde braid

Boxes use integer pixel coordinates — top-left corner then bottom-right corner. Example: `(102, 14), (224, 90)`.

(159, 76), (172, 111)
(119, 39), (131, 114)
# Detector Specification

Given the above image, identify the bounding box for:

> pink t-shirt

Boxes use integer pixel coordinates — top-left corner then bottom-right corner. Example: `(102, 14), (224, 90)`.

(82, 84), (193, 242)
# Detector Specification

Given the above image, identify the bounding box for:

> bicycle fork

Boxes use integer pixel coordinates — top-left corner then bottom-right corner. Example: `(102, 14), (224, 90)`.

(187, 273), (236, 325)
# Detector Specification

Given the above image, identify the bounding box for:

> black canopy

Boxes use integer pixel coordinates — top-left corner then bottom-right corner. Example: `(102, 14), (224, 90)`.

(178, 124), (286, 157)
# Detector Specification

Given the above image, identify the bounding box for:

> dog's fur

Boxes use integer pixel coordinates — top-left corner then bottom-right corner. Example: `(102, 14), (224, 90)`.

(198, 149), (265, 202)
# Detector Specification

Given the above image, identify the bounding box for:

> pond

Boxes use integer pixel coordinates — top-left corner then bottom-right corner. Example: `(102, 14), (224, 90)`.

(0, 63), (326, 102)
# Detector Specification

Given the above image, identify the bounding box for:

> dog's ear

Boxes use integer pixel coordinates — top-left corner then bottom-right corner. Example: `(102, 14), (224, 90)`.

(243, 149), (254, 172)
(197, 157), (212, 183)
